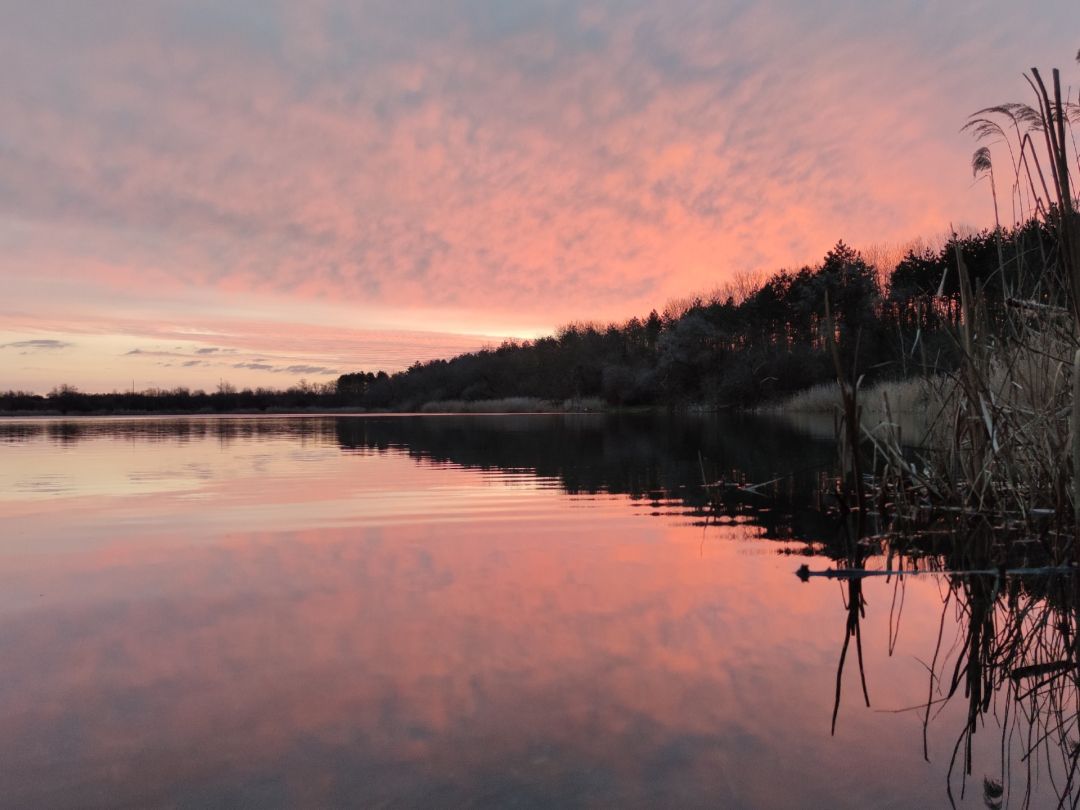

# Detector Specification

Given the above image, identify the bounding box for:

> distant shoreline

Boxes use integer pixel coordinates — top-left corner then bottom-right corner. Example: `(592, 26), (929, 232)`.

(0, 400), (601, 418)
(0, 398), (721, 419)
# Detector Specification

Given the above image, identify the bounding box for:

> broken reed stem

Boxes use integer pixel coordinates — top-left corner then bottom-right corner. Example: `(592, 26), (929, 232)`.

(824, 291), (866, 540)
(1073, 348), (1080, 540)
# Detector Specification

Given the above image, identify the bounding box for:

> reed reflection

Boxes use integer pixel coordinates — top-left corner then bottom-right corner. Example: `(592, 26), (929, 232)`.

(813, 512), (1080, 808)
(929, 570), (1080, 809)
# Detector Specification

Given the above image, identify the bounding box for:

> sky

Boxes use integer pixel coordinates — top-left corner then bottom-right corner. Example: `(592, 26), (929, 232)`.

(0, 1), (1076, 393)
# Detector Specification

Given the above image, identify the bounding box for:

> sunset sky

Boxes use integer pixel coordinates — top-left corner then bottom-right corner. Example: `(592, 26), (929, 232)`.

(1, 1), (1076, 393)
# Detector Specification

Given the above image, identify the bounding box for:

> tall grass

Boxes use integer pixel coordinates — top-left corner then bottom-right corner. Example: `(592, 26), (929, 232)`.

(838, 59), (1080, 562)
(418, 397), (558, 413)
(417, 397), (606, 413)
(806, 62), (1080, 806)
(762, 376), (938, 448)
(770, 376), (931, 416)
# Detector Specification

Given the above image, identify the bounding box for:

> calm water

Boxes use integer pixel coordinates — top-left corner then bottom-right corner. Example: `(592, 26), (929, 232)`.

(0, 414), (1065, 808)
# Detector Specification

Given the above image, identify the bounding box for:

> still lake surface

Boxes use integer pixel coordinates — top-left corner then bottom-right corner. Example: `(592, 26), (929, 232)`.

(0, 414), (1065, 808)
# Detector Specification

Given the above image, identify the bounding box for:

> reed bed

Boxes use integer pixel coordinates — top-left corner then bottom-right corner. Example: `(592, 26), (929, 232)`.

(775, 58), (1080, 810)
(418, 397), (557, 413)
(416, 396), (606, 413)
(825, 61), (1080, 566)
(765, 376), (939, 446)
(771, 376), (935, 418)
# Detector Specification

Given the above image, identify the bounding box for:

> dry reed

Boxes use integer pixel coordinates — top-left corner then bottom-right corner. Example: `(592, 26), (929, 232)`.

(834, 61), (1080, 563)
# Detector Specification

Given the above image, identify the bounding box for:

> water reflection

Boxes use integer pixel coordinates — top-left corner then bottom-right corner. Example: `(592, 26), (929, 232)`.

(1, 414), (838, 546)
(0, 415), (1073, 807)
(816, 523), (1080, 809)
(921, 572), (1080, 808)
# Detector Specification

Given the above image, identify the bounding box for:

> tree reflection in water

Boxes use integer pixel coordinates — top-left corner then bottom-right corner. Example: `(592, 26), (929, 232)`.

(16, 413), (1080, 805)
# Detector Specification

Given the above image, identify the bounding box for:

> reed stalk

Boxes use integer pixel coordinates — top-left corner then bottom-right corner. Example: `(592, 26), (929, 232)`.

(838, 58), (1080, 567)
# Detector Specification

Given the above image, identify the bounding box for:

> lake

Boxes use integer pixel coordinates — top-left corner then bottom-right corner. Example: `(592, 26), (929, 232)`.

(0, 414), (1069, 808)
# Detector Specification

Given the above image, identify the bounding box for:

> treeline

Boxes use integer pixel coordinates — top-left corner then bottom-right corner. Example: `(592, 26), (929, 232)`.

(333, 221), (1051, 409)
(2, 220), (1055, 414)
(0, 381), (337, 415)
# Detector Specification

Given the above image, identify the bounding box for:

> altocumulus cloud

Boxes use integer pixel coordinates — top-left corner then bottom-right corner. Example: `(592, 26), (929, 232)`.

(231, 362), (338, 375)
(279, 365), (338, 375)
(3, 0), (1075, 331)
(1, 339), (73, 352)
(1, 0), (1077, 395)
(233, 362), (275, 371)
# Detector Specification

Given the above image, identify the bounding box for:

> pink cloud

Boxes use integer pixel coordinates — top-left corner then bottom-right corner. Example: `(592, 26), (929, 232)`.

(0, 1), (1076, 388)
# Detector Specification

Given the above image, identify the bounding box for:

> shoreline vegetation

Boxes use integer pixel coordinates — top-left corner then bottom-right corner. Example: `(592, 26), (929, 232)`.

(757, 376), (937, 444)
(4, 58), (1077, 462)
(790, 59), (1080, 808)
(838, 59), (1080, 545)
(0, 217), (1057, 419)
(0, 396), (611, 418)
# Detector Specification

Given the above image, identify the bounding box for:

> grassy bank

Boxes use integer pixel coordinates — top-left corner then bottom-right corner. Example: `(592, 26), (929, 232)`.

(758, 376), (938, 444)
(418, 397), (606, 413)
